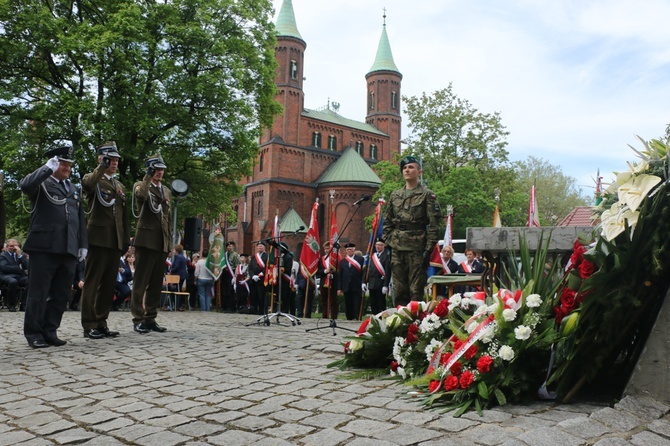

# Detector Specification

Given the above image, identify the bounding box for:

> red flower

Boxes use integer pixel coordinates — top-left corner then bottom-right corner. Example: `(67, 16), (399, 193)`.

(578, 260), (596, 279)
(427, 365), (435, 375)
(453, 339), (464, 351)
(560, 288), (577, 312)
(357, 317), (371, 335)
(569, 241), (586, 268)
(344, 341), (350, 353)
(459, 370), (475, 388)
(428, 380), (441, 393)
(477, 355), (493, 373)
(433, 299), (450, 318)
(390, 360), (399, 372)
(445, 375), (459, 391)
(554, 305), (567, 325)
(440, 352), (452, 366)
(450, 361), (462, 376)
(464, 345), (478, 360)
(405, 323), (419, 344)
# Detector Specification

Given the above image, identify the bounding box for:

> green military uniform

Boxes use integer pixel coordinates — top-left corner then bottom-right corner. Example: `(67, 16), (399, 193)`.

(80, 142), (129, 337)
(130, 155), (172, 331)
(382, 177), (441, 306)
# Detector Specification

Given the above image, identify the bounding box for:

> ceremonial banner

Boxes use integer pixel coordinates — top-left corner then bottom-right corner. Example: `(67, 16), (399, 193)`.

(264, 213), (279, 286)
(206, 226), (226, 280)
(527, 183), (540, 227)
(300, 199), (320, 278)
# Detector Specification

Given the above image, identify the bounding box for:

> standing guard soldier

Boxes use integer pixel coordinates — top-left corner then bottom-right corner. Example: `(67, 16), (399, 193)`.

(382, 156), (441, 306)
(20, 145), (88, 348)
(80, 141), (129, 339)
(130, 154), (172, 334)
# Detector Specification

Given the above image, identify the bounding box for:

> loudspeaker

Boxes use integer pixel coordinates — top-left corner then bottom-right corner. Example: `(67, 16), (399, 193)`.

(183, 217), (202, 252)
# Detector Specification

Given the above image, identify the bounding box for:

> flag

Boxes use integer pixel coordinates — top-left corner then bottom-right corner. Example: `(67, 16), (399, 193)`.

(527, 183), (541, 227)
(364, 198), (386, 268)
(595, 169), (603, 206)
(428, 212), (452, 278)
(492, 204), (502, 228)
(206, 226), (226, 280)
(443, 212), (453, 246)
(299, 200), (320, 278)
(324, 208), (340, 288)
(264, 213), (279, 286)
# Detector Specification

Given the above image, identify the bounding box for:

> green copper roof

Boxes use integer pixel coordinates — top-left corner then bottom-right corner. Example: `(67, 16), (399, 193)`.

(302, 108), (387, 136)
(275, 0), (303, 40)
(280, 206), (308, 233)
(317, 147), (382, 186)
(368, 26), (399, 74)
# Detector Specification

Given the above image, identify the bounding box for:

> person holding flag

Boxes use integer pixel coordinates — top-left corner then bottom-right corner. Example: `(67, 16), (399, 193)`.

(248, 242), (268, 315)
(366, 239), (391, 315)
(317, 241), (338, 319)
(297, 200), (320, 318)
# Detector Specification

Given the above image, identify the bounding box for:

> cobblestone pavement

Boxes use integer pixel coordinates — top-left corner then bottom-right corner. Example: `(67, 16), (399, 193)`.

(1, 310), (669, 446)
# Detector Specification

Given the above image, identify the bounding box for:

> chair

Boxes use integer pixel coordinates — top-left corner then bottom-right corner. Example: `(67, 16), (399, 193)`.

(161, 275), (189, 311)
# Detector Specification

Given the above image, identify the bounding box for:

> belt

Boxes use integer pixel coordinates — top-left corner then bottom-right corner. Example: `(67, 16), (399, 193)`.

(397, 223), (426, 231)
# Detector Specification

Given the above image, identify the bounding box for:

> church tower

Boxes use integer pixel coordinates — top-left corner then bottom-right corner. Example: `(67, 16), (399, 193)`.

(269, 0), (305, 145)
(365, 12), (402, 159)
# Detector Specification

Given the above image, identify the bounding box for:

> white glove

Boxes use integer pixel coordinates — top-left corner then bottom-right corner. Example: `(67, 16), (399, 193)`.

(382, 286), (388, 295)
(46, 156), (59, 171)
(252, 275), (259, 282)
(361, 283), (368, 293)
(231, 277), (236, 285)
(78, 248), (88, 262)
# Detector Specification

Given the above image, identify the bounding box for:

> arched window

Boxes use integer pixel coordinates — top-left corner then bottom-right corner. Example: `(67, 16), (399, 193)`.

(355, 141), (364, 156)
(369, 91), (375, 110)
(257, 200), (262, 217)
(259, 154), (264, 172)
(369, 144), (378, 160)
(312, 131), (321, 148)
(328, 135), (337, 151)
(391, 91), (397, 109)
(290, 60), (298, 80)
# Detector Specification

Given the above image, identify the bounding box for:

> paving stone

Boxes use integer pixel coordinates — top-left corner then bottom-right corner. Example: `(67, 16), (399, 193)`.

(590, 407), (644, 432)
(341, 419), (398, 436)
(592, 439), (633, 446)
(629, 430), (670, 446)
(134, 430), (191, 446)
(206, 429), (264, 445)
(229, 414), (277, 431)
(0, 430), (36, 446)
(300, 427), (353, 446)
(263, 422), (315, 439)
(557, 416), (613, 439)
(517, 426), (585, 446)
(48, 427), (98, 444)
(302, 412), (355, 429)
(648, 419), (670, 437)
(616, 396), (670, 421)
(426, 415), (480, 433)
(373, 425), (443, 445)
(172, 420), (226, 437)
(29, 419), (78, 435)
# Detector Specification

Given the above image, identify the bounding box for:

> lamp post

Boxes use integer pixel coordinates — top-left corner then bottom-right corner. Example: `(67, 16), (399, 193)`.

(170, 179), (189, 262)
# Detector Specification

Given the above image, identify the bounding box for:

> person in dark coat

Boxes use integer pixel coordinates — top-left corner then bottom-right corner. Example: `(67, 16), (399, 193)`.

(248, 242), (268, 315)
(365, 239), (392, 315)
(0, 238), (29, 312)
(337, 242), (365, 321)
(169, 244), (188, 310)
(70, 258), (85, 311)
(20, 145), (88, 348)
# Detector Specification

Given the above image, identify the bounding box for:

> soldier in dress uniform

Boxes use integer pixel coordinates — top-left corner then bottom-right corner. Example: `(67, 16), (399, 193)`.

(20, 145), (88, 348)
(80, 141), (130, 339)
(130, 154), (172, 334)
(382, 156), (441, 306)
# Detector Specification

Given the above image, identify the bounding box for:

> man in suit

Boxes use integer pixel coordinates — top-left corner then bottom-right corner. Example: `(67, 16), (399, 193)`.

(80, 142), (130, 339)
(318, 241), (339, 319)
(248, 242), (268, 315)
(0, 238), (29, 312)
(337, 242), (365, 321)
(20, 145), (88, 348)
(130, 154), (172, 334)
(365, 239), (392, 315)
(220, 241), (240, 312)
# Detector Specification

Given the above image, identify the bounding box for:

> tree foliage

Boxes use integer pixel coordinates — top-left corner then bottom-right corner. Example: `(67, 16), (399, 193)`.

(0, 0), (281, 235)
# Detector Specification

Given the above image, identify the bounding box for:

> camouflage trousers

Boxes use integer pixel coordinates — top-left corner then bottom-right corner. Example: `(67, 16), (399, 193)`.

(390, 250), (427, 306)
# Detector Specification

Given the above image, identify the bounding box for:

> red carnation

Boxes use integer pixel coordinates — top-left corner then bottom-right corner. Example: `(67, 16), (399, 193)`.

(578, 260), (596, 279)
(433, 299), (450, 318)
(464, 345), (478, 360)
(427, 365), (435, 375)
(445, 375), (460, 391)
(405, 324), (419, 344)
(440, 352), (452, 366)
(390, 360), (399, 372)
(450, 361), (463, 376)
(459, 370), (475, 388)
(344, 341), (350, 353)
(428, 380), (441, 393)
(477, 355), (494, 373)
(453, 339), (464, 350)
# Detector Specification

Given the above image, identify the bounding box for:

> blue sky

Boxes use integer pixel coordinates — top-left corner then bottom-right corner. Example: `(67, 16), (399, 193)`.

(272, 0), (670, 199)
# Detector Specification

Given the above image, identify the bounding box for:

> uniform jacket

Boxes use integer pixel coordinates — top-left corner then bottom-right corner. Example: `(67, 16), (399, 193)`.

(337, 254), (365, 293)
(133, 174), (172, 253)
(0, 251), (29, 278)
(82, 164), (130, 251)
(367, 249), (391, 291)
(20, 166), (88, 257)
(248, 251), (268, 278)
(382, 184), (442, 252)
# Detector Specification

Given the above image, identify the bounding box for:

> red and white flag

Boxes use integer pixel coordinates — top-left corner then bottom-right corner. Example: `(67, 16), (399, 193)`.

(443, 212), (453, 246)
(493, 204), (502, 228)
(527, 183), (540, 228)
(264, 213), (279, 286)
(299, 200), (320, 278)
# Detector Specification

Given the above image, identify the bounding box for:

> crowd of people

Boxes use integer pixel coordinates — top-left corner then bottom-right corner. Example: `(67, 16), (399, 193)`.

(1, 148), (486, 348)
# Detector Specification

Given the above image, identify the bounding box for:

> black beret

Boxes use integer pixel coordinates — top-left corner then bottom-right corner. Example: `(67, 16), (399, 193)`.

(344, 242), (356, 248)
(400, 155), (421, 172)
(226, 241), (236, 247)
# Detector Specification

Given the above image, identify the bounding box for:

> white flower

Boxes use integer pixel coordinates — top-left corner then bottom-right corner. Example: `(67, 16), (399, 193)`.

(480, 325), (495, 344)
(424, 339), (442, 362)
(349, 338), (364, 351)
(474, 305), (489, 317)
(526, 294), (542, 308)
(448, 294), (462, 311)
(487, 301), (499, 314)
(385, 313), (402, 329)
(600, 202), (640, 241)
(499, 345), (515, 361)
(514, 325), (532, 341)
(397, 366), (407, 379)
(460, 297), (471, 309)
(466, 320), (479, 334)
(419, 313), (442, 334)
(617, 173), (662, 212)
(502, 308), (517, 322)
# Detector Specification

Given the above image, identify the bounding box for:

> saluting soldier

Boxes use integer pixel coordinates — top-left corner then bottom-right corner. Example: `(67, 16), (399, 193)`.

(20, 146), (88, 348)
(80, 141), (130, 339)
(382, 156), (441, 306)
(130, 154), (172, 334)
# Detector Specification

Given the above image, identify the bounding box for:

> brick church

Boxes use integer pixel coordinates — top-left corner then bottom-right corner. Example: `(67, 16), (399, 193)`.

(225, 0), (403, 257)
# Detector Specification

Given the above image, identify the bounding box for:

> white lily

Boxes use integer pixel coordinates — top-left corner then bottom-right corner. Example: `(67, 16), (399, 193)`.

(600, 202), (640, 241)
(617, 174), (661, 212)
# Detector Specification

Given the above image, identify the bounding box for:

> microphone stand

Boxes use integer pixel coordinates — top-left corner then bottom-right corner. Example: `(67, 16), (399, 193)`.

(305, 200), (366, 336)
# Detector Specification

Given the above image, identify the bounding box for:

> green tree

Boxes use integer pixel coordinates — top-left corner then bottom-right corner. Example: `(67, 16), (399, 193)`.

(0, 0), (280, 234)
(402, 84), (510, 179)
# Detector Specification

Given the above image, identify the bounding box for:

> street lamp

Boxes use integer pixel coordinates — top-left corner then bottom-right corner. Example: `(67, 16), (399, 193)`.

(170, 179), (189, 261)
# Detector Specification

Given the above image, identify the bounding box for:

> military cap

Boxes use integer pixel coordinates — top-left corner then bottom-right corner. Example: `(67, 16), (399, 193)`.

(399, 155), (421, 172)
(375, 238), (385, 244)
(279, 241), (289, 250)
(344, 242), (356, 248)
(46, 146), (74, 163)
(96, 141), (121, 158)
(226, 241), (236, 247)
(146, 154), (167, 169)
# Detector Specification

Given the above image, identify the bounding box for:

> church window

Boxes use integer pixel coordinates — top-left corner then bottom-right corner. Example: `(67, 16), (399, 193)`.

(391, 91), (397, 109)
(370, 144), (378, 160)
(259, 154), (264, 172)
(328, 135), (337, 151)
(312, 131), (321, 148)
(369, 91), (375, 110)
(355, 141), (364, 156)
(257, 200), (262, 217)
(290, 60), (298, 80)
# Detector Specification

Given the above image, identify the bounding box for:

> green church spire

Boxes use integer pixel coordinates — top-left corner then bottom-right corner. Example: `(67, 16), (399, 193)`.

(368, 12), (399, 74)
(275, 0), (303, 40)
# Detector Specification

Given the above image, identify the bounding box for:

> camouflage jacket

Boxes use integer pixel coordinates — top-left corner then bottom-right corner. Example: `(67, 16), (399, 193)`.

(381, 184), (441, 252)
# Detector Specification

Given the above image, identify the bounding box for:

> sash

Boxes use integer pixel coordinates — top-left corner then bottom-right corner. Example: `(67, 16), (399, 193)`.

(443, 259), (453, 274)
(372, 253), (386, 278)
(255, 253), (265, 270)
(236, 264), (249, 293)
(346, 256), (361, 271)
(460, 261), (471, 273)
(322, 255), (332, 288)
(225, 252), (235, 277)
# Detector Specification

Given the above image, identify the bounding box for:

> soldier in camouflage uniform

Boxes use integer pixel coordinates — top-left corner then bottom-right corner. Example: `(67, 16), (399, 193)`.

(381, 156), (441, 306)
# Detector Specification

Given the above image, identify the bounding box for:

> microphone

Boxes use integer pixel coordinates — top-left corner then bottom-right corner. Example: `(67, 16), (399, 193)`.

(293, 225), (305, 234)
(353, 194), (371, 206)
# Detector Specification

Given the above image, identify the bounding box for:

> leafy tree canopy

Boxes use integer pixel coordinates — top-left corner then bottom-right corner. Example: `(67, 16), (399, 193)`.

(0, 0), (281, 235)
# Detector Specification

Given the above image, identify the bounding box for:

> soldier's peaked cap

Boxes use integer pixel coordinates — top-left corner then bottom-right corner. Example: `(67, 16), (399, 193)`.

(146, 154), (167, 169)
(45, 145), (74, 163)
(96, 141), (121, 158)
